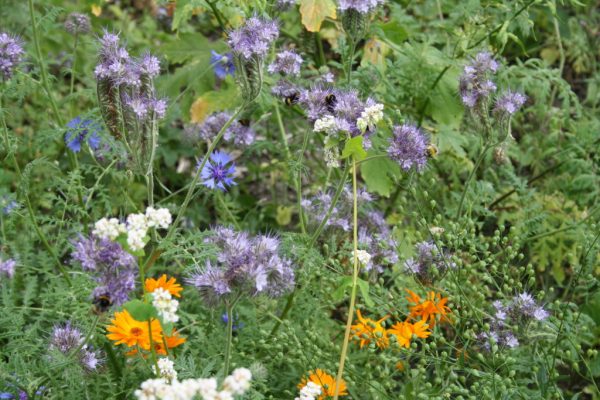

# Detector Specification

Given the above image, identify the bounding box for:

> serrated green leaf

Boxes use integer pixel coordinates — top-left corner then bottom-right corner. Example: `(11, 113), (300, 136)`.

(360, 152), (401, 197)
(341, 136), (367, 161)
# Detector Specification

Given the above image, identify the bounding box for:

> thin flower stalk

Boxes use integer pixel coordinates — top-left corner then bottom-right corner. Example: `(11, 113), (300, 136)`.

(333, 157), (359, 400)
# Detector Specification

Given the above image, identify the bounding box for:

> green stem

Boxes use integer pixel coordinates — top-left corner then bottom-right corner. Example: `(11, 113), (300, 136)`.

(456, 143), (491, 219)
(296, 131), (310, 234)
(333, 157), (359, 400)
(0, 93), (72, 287)
(345, 39), (356, 85)
(216, 191), (240, 230)
(69, 34), (79, 97)
(148, 319), (160, 376)
(223, 302), (235, 376)
(85, 159), (118, 209)
(206, 0), (227, 31)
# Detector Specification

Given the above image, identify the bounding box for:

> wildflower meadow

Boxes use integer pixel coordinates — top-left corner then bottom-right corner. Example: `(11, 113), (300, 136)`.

(1, 0), (599, 399)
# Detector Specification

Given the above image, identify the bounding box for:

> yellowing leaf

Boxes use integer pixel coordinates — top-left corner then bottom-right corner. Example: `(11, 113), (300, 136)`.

(190, 97), (210, 123)
(361, 38), (389, 71)
(91, 4), (102, 17)
(299, 0), (336, 32)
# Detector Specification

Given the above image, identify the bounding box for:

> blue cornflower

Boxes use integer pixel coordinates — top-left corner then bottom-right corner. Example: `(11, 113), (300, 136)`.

(65, 117), (101, 153)
(200, 151), (236, 191)
(221, 312), (244, 330)
(210, 50), (235, 80)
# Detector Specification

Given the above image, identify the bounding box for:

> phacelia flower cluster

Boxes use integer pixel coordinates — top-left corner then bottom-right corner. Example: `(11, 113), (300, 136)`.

(228, 17), (279, 60)
(186, 111), (256, 146)
(92, 206), (172, 252)
(64, 12), (91, 35)
(459, 51), (498, 108)
(404, 241), (455, 282)
(186, 227), (296, 306)
(200, 151), (237, 191)
(71, 235), (138, 306)
(0, 257), (17, 278)
(494, 90), (527, 116)
(64, 116), (101, 153)
(478, 292), (549, 350)
(0, 32), (24, 81)
(134, 367), (252, 400)
(387, 124), (429, 172)
(268, 50), (303, 76)
(50, 322), (102, 371)
(338, 0), (385, 14)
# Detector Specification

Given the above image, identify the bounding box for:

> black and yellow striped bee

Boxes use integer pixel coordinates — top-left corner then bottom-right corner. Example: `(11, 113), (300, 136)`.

(427, 144), (439, 158)
(325, 93), (337, 113)
(92, 294), (113, 314)
(238, 118), (251, 127)
(284, 92), (300, 106)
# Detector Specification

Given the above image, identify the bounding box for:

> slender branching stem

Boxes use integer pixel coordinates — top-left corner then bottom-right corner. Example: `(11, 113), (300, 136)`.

(69, 33), (79, 97)
(333, 157), (359, 400)
(223, 301), (235, 376)
(296, 131), (310, 234)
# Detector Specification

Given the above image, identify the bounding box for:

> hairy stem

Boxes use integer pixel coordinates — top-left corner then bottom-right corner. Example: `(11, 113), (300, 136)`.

(223, 302), (235, 376)
(456, 142), (491, 219)
(296, 131), (310, 234)
(333, 157), (359, 400)
(69, 33), (79, 97)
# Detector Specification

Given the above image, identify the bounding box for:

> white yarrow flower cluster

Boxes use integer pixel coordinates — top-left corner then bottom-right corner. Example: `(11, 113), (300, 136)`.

(152, 288), (179, 323)
(356, 249), (372, 266)
(313, 115), (337, 134)
(92, 207), (172, 252)
(357, 102), (384, 133)
(152, 358), (177, 381)
(324, 147), (340, 168)
(295, 382), (322, 400)
(134, 368), (252, 400)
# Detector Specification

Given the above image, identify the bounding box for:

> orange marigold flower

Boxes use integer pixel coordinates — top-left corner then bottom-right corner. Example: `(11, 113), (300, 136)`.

(145, 274), (183, 298)
(350, 310), (390, 349)
(154, 330), (187, 355)
(405, 289), (451, 327)
(298, 369), (348, 399)
(388, 320), (431, 348)
(106, 309), (163, 349)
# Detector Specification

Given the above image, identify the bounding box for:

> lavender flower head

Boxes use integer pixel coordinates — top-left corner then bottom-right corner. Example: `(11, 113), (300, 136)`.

(0, 257), (17, 278)
(200, 151), (236, 191)
(404, 241), (453, 279)
(339, 0), (385, 14)
(211, 50), (235, 80)
(387, 124), (429, 172)
(188, 112), (256, 146)
(65, 116), (101, 153)
(1, 195), (19, 215)
(0, 32), (24, 81)
(228, 16), (279, 60)
(50, 322), (102, 371)
(494, 91), (527, 116)
(298, 85), (334, 121)
(71, 235), (137, 306)
(186, 227), (295, 305)
(64, 12), (91, 35)
(459, 51), (498, 108)
(268, 50), (303, 76)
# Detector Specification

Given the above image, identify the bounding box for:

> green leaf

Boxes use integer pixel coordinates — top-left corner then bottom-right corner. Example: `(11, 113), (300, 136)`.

(160, 33), (212, 64)
(357, 278), (374, 307)
(360, 152), (401, 197)
(376, 21), (408, 45)
(332, 276), (353, 302)
(341, 136), (367, 161)
(124, 300), (157, 321)
(426, 67), (464, 129)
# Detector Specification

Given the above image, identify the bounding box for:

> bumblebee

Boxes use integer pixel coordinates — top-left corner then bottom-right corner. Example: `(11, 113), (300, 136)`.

(238, 118), (251, 127)
(284, 92), (300, 106)
(325, 93), (337, 113)
(427, 144), (439, 158)
(92, 294), (113, 314)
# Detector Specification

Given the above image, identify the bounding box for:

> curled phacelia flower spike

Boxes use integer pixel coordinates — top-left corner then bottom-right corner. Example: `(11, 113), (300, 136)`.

(387, 124), (429, 172)
(0, 257), (17, 278)
(64, 12), (91, 35)
(50, 322), (102, 371)
(339, 0), (385, 14)
(459, 51), (498, 109)
(494, 91), (527, 116)
(268, 50), (303, 76)
(0, 32), (24, 81)
(186, 111), (256, 146)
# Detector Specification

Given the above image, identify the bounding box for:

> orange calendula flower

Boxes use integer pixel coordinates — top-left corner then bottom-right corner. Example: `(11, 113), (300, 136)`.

(145, 274), (183, 298)
(388, 320), (431, 348)
(154, 330), (187, 355)
(405, 289), (451, 327)
(298, 369), (348, 399)
(351, 310), (389, 349)
(106, 309), (163, 349)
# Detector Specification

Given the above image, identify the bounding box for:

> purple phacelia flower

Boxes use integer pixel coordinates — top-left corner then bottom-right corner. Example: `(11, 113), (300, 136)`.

(0, 32), (24, 81)
(298, 85), (334, 121)
(268, 50), (303, 76)
(64, 13), (91, 35)
(150, 98), (168, 119)
(387, 124), (429, 172)
(200, 151), (236, 191)
(404, 241), (453, 279)
(188, 112), (256, 146)
(50, 322), (102, 371)
(494, 91), (527, 116)
(125, 95), (149, 119)
(71, 235), (137, 306)
(211, 50), (235, 80)
(459, 51), (499, 108)
(65, 116), (102, 153)
(186, 227), (295, 305)
(221, 313), (244, 330)
(138, 52), (161, 78)
(338, 0), (385, 14)
(0, 257), (17, 278)
(228, 16), (279, 60)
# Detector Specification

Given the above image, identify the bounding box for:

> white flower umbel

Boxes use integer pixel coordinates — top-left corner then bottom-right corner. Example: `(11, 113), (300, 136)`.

(127, 228), (148, 252)
(145, 207), (172, 229)
(222, 368), (252, 395)
(295, 381), (322, 400)
(127, 213), (149, 231)
(324, 147), (340, 168)
(152, 358), (177, 381)
(313, 115), (337, 134)
(357, 102), (384, 133)
(134, 378), (169, 400)
(356, 249), (372, 266)
(92, 217), (125, 240)
(152, 288), (179, 323)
